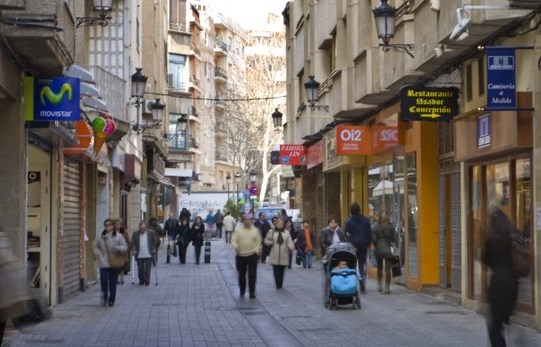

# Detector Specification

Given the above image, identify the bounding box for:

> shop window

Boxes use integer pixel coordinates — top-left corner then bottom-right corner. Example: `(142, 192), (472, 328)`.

(470, 165), (484, 301)
(478, 56), (485, 96)
(406, 153), (418, 279)
(515, 158), (533, 307)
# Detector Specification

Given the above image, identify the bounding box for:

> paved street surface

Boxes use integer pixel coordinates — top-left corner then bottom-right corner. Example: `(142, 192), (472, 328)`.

(3, 240), (541, 347)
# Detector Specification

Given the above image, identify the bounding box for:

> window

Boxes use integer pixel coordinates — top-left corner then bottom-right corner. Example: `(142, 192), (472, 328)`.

(169, 54), (187, 89)
(466, 64), (473, 102)
(478, 57), (485, 96)
(168, 114), (187, 149)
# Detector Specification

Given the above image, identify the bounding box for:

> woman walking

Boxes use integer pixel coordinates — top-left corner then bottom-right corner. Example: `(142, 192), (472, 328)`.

(265, 217), (295, 289)
(190, 216), (205, 264)
(372, 213), (396, 294)
(296, 220), (315, 269)
(177, 217), (190, 264)
(93, 218), (128, 306)
(482, 206), (519, 347)
(114, 218), (130, 285)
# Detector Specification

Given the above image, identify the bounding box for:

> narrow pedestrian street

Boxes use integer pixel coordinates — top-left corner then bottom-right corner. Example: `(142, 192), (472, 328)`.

(4, 240), (541, 347)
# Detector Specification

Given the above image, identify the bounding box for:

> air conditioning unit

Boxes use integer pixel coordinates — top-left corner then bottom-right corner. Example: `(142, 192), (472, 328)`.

(142, 99), (153, 115)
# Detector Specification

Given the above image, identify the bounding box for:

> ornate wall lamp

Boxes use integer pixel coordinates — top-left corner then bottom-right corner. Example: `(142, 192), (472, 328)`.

(76, 0), (113, 28)
(372, 0), (414, 58)
(304, 76), (329, 112)
(163, 114), (188, 141)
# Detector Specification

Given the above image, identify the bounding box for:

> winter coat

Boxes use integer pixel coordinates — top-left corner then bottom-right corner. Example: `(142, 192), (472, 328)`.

(131, 229), (161, 259)
(164, 218), (180, 239)
(264, 229), (294, 266)
(179, 208), (191, 222)
(223, 215), (236, 232)
(482, 209), (519, 324)
(93, 230), (129, 268)
(190, 222), (205, 248)
(372, 222), (396, 259)
(177, 224), (191, 246)
(319, 226), (349, 256)
(344, 214), (372, 249)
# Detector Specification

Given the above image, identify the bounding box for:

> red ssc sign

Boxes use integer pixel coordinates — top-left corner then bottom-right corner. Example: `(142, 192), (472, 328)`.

(335, 125), (372, 155)
(372, 125), (403, 153)
(279, 144), (306, 166)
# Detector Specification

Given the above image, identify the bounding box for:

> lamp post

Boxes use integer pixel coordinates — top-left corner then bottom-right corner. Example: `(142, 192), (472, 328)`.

(234, 172), (241, 204)
(304, 76), (329, 112)
(131, 68), (148, 134)
(76, 0), (113, 27)
(226, 173), (232, 201)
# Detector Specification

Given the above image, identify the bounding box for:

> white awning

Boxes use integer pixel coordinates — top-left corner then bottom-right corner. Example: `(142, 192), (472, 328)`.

(165, 168), (192, 177)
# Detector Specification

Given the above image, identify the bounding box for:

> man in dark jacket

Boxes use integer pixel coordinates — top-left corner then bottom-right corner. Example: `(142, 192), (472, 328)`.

(253, 212), (271, 263)
(164, 212), (180, 264)
(344, 202), (372, 293)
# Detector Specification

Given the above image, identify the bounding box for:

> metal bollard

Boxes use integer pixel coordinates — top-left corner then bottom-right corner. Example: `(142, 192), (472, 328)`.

(204, 240), (211, 264)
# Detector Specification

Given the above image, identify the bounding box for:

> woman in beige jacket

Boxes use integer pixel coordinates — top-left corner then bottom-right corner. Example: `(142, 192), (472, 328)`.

(264, 217), (295, 289)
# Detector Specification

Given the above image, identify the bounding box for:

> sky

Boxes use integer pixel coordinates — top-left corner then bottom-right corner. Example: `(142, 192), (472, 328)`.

(202, 0), (286, 28)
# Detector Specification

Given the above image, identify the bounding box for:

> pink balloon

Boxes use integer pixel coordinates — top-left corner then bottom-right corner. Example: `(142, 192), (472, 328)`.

(104, 118), (116, 135)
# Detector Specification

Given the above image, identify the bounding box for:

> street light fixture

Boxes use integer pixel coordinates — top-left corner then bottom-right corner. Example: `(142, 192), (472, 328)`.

(163, 114), (188, 141)
(132, 98), (165, 134)
(234, 172), (241, 202)
(249, 170), (257, 184)
(272, 108), (283, 129)
(76, 0), (113, 28)
(226, 173), (232, 201)
(304, 76), (329, 112)
(131, 68), (148, 108)
(372, 0), (414, 58)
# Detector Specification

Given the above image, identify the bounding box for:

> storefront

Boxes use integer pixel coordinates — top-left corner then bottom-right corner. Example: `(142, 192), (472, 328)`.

(455, 92), (535, 316)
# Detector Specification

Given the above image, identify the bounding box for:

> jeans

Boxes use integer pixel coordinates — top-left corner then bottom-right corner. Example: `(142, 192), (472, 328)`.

(356, 245), (368, 291)
(272, 265), (286, 288)
(236, 253), (259, 296)
(100, 267), (119, 304)
(136, 257), (152, 284)
(216, 223), (223, 238)
(303, 251), (313, 268)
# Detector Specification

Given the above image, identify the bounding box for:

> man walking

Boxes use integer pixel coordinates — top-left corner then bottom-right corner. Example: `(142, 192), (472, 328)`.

(214, 210), (224, 239)
(344, 202), (372, 293)
(231, 213), (261, 299)
(164, 212), (180, 264)
(223, 212), (236, 244)
(253, 212), (271, 263)
(131, 221), (160, 285)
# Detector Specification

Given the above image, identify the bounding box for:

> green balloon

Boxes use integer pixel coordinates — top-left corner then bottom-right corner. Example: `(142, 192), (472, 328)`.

(92, 117), (106, 132)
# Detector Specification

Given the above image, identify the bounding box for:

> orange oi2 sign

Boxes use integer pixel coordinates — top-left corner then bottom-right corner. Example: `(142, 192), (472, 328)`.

(279, 145), (306, 165)
(335, 125), (372, 155)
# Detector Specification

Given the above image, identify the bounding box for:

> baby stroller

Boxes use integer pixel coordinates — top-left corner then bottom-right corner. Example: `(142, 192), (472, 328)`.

(323, 242), (361, 310)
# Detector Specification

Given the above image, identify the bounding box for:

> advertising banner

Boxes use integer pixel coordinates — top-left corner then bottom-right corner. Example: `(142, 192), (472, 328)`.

(477, 114), (491, 148)
(335, 125), (372, 155)
(372, 124), (403, 153)
(24, 76), (80, 121)
(399, 86), (459, 122)
(486, 47), (516, 110)
(306, 140), (324, 169)
(279, 145), (306, 166)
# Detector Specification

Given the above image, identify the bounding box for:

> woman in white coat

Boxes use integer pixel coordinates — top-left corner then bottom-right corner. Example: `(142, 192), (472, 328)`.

(264, 217), (295, 289)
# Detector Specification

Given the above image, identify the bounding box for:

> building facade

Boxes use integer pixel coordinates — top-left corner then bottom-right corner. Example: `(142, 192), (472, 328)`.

(285, 0), (541, 329)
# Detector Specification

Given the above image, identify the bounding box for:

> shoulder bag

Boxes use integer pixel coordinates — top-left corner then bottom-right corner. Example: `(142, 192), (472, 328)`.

(104, 237), (126, 269)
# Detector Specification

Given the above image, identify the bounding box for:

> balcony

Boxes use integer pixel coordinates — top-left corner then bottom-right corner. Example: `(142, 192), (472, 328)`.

(169, 21), (190, 33)
(1, 0), (75, 75)
(215, 67), (227, 83)
(214, 39), (228, 56)
(189, 76), (201, 92)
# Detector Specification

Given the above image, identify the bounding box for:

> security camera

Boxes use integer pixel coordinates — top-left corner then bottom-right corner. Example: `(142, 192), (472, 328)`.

(450, 8), (472, 41)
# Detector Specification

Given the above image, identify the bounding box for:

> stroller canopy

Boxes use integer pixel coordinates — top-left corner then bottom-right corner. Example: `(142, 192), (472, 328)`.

(326, 242), (358, 269)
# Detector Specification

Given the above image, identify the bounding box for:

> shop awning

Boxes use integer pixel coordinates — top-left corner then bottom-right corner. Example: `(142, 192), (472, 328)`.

(164, 168), (192, 177)
(148, 172), (175, 188)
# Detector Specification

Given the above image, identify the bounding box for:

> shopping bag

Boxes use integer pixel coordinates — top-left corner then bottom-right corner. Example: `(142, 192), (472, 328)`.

(168, 240), (177, 257)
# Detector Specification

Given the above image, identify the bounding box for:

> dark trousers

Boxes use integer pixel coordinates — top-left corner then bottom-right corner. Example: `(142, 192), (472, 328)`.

(376, 254), (392, 290)
(194, 246), (202, 264)
(100, 267), (119, 303)
(236, 254), (258, 296)
(261, 244), (269, 263)
(488, 317), (506, 347)
(288, 252), (292, 268)
(216, 223), (223, 238)
(0, 320), (6, 345)
(356, 245), (368, 290)
(178, 244), (188, 264)
(272, 265), (286, 289)
(137, 257), (152, 283)
(225, 231), (233, 244)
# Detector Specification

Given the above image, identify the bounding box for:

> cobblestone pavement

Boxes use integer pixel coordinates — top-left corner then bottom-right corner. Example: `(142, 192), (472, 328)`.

(3, 240), (541, 347)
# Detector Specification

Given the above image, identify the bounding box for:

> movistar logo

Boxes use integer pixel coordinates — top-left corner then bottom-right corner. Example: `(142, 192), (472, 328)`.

(40, 83), (73, 106)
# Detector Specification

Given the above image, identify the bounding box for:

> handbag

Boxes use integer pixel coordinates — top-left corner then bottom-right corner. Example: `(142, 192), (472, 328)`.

(104, 238), (126, 269)
(391, 257), (402, 277)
